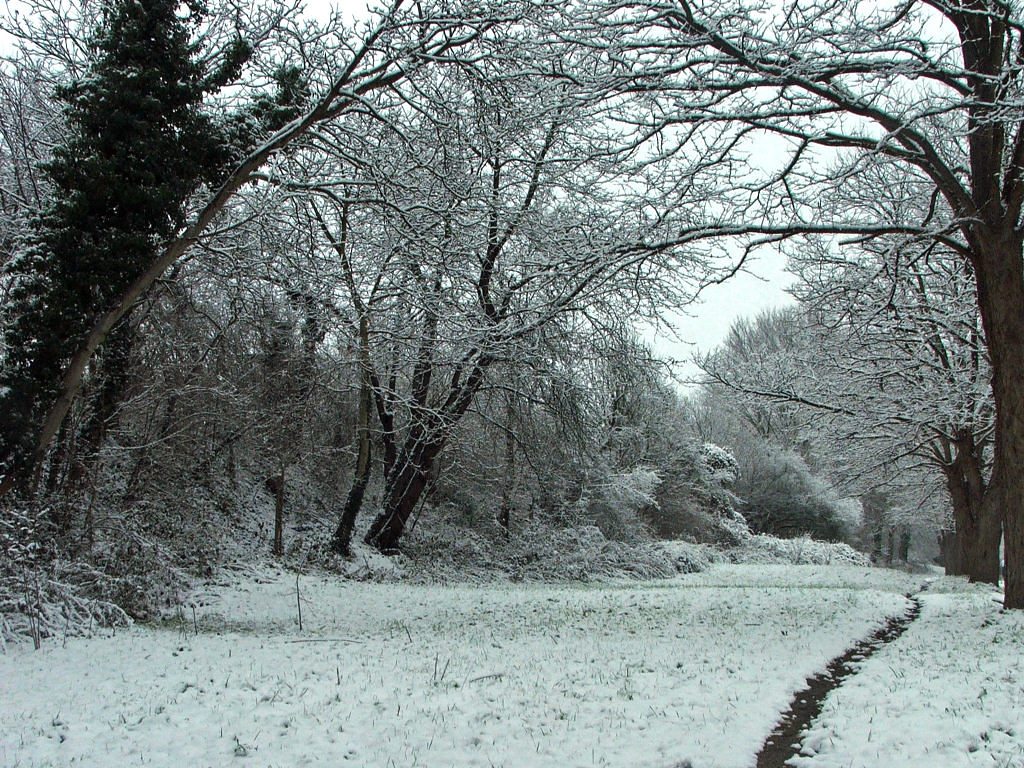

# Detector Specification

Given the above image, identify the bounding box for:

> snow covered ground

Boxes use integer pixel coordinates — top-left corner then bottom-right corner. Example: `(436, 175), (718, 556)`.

(0, 564), (1018, 768)
(791, 577), (1024, 768)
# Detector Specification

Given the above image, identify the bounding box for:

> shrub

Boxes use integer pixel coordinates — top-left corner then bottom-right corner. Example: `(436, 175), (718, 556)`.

(735, 449), (853, 542)
(1, 506), (130, 647)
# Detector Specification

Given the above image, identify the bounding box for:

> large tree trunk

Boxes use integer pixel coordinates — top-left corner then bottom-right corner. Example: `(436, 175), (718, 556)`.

(940, 529), (965, 575)
(270, 467), (286, 557)
(861, 491), (886, 564)
(363, 293), (442, 555)
(364, 357), (492, 553)
(942, 436), (1001, 584)
(371, 372), (398, 487)
(973, 232), (1024, 606)
(965, 501), (1003, 584)
(1004, 469), (1023, 604)
(897, 527), (911, 563)
(498, 393), (516, 537)
(364, 438), (444, 552)
(332, 317), (373, 556)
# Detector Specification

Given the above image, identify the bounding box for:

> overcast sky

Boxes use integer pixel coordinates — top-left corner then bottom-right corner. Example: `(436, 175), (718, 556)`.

(649, 250), (794, 384)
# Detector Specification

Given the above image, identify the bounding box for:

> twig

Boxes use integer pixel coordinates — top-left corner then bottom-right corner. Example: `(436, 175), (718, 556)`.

(433, 655), (450, 683)
(468, 672), (505, 684)
(295, 573), (303, 632)
(285, 638), (363, 644)
(28, 570), (42, 650)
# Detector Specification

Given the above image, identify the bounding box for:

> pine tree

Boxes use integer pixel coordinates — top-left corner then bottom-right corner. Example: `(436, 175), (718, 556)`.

(0, 0), (243, 485)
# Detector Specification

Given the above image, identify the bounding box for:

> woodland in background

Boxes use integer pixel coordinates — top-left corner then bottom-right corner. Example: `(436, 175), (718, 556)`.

(2, 0), (1023, 637)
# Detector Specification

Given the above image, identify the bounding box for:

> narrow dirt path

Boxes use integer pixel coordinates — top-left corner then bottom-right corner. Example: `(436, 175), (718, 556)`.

(755, 593), (923, 768)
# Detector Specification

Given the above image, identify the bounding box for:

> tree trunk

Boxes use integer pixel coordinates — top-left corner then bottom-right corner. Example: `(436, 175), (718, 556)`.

(897, 528), (911, 563)
(498, 394), (516, 537)
(369, 369), (399, 484)
(941, 431), (1001, 584)
(991, 370), (1024, 602)
(870, 527), (882, 563)
(364, 358), (492, 552)
(271, 469), (285, 557)
(332, 317), (372, 556)
(364, 438), (443, 552)
(940, 529), (965, 575)
(972, 233), (1024, 605)
(965, 499), (1003, 584)
(862, 491), (885, 564)
(944, 482), (1000, 583)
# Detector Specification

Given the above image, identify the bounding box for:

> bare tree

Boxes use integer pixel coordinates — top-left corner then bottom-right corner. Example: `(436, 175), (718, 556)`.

(596, 0), (1024, 605)
(793, 215), (996, 578)
(701, 230), (996, 578)
(290, 16), (721, 551)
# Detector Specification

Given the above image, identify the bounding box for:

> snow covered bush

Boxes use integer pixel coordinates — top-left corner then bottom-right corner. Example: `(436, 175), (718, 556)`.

(586, 467), (663, 542)
(656, 539), (717, 573)
(0, 506), (49, 568)
(391, 504), (682, 583)
(1, 506), (130, 648)
(514, 524), (677, 581)
(644, 441), (750, 546)
(734, 448), (855, 542)
(730, 534), (871, 566)
(698, 443), (740, 486)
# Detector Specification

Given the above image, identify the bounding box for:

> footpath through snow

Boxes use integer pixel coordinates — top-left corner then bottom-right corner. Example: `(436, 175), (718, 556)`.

(788, 577), (1024, 768)
(756, 593), (923, 768)
(0, 565), (1020, 768)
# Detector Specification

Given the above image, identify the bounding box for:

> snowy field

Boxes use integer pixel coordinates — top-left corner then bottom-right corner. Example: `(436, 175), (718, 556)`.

(792, 578), (1024, 768)
(0, 564), (1019, 768)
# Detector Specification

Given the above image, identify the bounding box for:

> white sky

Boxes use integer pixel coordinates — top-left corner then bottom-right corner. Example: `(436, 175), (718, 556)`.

(648, 248), (794, 385)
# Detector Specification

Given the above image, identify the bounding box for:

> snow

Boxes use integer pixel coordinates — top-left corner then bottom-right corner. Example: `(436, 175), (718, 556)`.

(790, 577), (1024, 768)
(0, 565), (1017, 768)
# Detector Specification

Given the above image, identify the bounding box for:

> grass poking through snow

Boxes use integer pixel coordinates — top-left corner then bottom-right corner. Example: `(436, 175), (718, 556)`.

(6, 564), (1004, 768)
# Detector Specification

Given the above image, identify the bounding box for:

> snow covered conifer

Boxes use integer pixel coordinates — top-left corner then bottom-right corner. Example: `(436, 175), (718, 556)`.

(0, 0), (243, 486)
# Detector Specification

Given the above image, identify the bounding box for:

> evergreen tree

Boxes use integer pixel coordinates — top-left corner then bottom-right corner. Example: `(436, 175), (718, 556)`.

(0, 0), (245, 485)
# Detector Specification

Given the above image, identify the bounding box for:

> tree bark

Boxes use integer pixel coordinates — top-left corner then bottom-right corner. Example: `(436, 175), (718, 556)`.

(371, 372), (398, 486)
(972, 233), (1024, 605)
(862, 491), (886, 564)
(939, 529), (964, 575)
(942, 434), (1001, 584)
(364, 357), (492, 552)
(271, 469), (286, 557)
(897, 528), (911, 563)
(364, 437), (444, 552)
(332, 316), (373, 556)
(498, 393), (516, 537)
(966, 500), (1003, 585)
